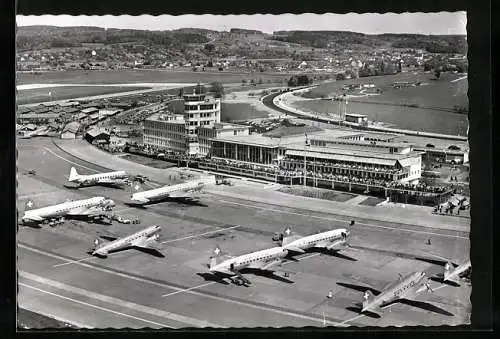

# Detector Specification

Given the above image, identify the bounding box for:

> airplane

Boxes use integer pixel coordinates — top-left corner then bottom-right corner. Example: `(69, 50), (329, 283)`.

(414, 255), (471, 286)
(20, 196), (116, 227)
(88, 225), (163, 258)
(128, 175), (215, 205)
(338, 272), (453, 318)
(206, 245), (290, 286)
(443, 259), (471, 285)
(275, 226), (351, 258)
(67, 167), (130, 188)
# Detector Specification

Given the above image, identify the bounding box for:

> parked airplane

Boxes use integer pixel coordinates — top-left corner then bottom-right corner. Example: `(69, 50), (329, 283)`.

(20, 196), (115, 226)
(338, 272), (453, 317)
(414, 255), (471, 286)
(276, 226), (351, 254)
(128, 175), (215, 205)
(206, 245), (290, 286)
(88, 225), (163, 258)
(68, 167), (130, 187)
(443, 259), (471, 285)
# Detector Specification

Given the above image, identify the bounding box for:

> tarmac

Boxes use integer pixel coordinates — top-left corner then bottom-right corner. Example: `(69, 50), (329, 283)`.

(17, 137), (471, 328)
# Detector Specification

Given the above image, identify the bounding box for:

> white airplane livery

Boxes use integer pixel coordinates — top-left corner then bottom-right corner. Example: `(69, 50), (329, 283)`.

(89, 225), (162, 258)
(208, 245), (289, 285)
(279, 226), (350, 253)
(68, 167), (129, 187)
(21, 196), (116, 225)
(129, 175), (215, 204)
(443, 259), (471, 284)
(360, 272), (442, 316)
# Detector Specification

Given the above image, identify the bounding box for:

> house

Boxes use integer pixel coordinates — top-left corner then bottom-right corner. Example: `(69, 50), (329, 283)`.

(85, 128), (110, 144)
(61, 122), (81, 139)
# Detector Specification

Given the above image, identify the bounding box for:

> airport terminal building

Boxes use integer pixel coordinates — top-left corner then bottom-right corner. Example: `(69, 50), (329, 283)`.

(143, 93), (223, 155)
(206, 130), (423, 185)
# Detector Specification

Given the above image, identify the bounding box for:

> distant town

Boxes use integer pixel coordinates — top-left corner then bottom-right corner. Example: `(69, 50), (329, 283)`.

(16, 27), (467, 78)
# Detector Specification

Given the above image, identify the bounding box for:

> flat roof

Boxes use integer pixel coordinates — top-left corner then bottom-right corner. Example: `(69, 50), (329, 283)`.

(18, 113), (60, 119)
(210, 122), (249, 130)
(286, 145), (421, 161)
(311, 136), (412, 149)
(346, 113), (368, 118)
(146, 113), (185, 123)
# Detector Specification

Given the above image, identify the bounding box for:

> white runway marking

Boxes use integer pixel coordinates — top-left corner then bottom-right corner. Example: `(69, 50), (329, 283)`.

(20, 270), (220, 328)
(20, 244), (348, 327)
(53, 256), (97, 268)
(219, 199), (468, 240)
(450, 76), (467, 83)
(338, 313), (366, 326)
(44, 147), (100, 174)
(19, 282), (173, 328)
(162, 282), (216, 298)
(160, 225), (240, 244)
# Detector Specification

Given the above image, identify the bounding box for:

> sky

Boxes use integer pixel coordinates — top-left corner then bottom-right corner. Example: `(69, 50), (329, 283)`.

(16, 12), (467, 35)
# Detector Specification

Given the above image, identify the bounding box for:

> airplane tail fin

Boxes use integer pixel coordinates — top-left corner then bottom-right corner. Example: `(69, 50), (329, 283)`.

(362, 290), (375, 310)
(68, 167), (79, 182)
(209, 245), (224, 270)
(443, 261), (454, 280)
(281, 227), (301, 246)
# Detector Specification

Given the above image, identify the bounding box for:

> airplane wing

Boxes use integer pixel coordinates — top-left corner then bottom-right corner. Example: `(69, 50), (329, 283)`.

(285, 246), (306, 253)
(131, 236), (158, 249)
(23, 214), (44, 222)
(131, 196), (149, 204)
(211, 267), (236, 276)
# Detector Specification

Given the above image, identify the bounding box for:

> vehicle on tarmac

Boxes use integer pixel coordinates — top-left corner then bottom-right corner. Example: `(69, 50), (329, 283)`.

(111, 214), (140, 224)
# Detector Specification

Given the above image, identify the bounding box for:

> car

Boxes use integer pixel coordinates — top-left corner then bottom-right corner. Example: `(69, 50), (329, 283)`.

(28, 169), (36, 175)
(272, 232), (283, 242)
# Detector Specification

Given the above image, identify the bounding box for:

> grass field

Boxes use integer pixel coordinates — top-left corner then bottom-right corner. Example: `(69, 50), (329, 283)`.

(18, 308), (77, 329)
(17, 70), (290, 86)
(359, 196), (386, 206)
(17, 85), (150, 105)
(121, 154), (177, 170)
(278, 186), (356, 202)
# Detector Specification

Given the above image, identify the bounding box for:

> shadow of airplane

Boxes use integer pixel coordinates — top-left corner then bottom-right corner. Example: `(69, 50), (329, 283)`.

(308, 248), (357, 261)
(64, 182), (126, 190)
(338, 282), (454, 317)
(196, 272), (230, 285)
(345, 304), (382, 319)
(240, 268), (295, 284)
(125, 197), (208, 208)
(336, 282), (381, 295)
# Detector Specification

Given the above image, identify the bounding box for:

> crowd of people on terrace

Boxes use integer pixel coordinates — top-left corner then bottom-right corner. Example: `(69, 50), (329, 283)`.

(293, 159), (400, 174)
(125, 143), (448, 194)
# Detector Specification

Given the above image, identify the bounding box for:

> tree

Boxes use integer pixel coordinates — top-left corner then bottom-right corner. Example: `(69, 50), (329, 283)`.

(258, 78), (264, 85)
(242, 79), (247, 85)
(204, 43), (215, 53)
(209, 82), (224, 98)
(434, 69), (441, 79)
(194, 83), (207, 94)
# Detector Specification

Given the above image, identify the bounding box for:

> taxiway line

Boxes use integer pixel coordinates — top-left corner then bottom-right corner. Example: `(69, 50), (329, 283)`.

(19, 282), (174, 328)
(43, 147), (100, 174)
(53, 256), (97, 268)
(162, 282), (216, 298)
(218, 199), (468, 240)
(160, 225), (240, 244)
(19, 243), (350, 327)
(20, 271), (220, 328)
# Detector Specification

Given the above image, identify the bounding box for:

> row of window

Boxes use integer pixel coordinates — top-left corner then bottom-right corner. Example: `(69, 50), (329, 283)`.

(236, 254), (278, 266)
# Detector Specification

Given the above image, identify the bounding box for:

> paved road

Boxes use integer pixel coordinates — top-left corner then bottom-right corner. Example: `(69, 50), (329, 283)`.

(17, 138), (471, 328)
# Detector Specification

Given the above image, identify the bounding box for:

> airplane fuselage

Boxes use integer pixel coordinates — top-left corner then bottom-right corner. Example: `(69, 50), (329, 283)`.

(22, 197), (113, 223)
(93, 225), (161, 255)
(131, 180), (205, 203)
(211, 247), (288, 274)
(72, 171), (128, 185)
(283, 229), (349, 251)
(362, 272), (427, 312)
